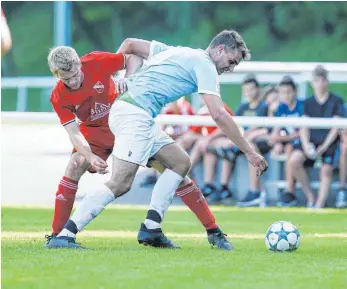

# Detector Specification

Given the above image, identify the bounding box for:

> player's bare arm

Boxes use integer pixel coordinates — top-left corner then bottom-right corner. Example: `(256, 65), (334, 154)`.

(203, 93), (268, 176)
(64, 122), (108, 174)
(117, 38), (151, 59)
(1, 14), (12, 56)
(116, 54), (144, 94)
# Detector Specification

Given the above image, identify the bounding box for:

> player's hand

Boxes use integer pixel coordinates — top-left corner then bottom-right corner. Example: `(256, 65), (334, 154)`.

(115, 78), (128, 94)
(87, 154), (109, 174)
(245, 151), (268, 177)
(303, 142), (316, 159)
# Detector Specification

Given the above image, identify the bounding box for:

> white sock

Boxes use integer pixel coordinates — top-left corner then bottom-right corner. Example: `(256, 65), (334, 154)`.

(59, 184), (115, 237)
(58, 228), (77, 238)
(144, 169), (184, 229)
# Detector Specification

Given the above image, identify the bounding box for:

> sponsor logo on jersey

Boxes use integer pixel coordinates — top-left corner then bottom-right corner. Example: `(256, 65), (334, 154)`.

(90, 102), (111, 121)
(93, 81), (104, 93)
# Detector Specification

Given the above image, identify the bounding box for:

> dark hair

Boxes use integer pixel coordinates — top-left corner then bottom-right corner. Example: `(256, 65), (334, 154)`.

(209, 29), (251, 60)
(262, 85), (278, 100)
(242, 73), (259, 87)
(312, 65), (328, 79)
(279, 75), (296, 90)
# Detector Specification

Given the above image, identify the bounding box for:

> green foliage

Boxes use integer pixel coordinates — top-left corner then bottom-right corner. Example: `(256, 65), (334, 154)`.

(1, 2), (346, 111)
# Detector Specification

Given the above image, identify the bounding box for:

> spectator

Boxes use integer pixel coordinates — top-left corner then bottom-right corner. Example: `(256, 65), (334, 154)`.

(208, 74), (270, 206)
(268, 76), (304, 207)
(1, 9), (12, 57)
(262, 85), (280, 117)
(286, 66), (345, 208)
(336, 129), (347, 208)
(140, 98), (194, 186)
(176, 101), (233, 197)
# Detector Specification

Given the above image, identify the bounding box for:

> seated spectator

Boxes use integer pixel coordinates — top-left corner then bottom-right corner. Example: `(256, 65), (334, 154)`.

(176, 101), (234, 199)
(207, 74), (270, 206)
(286, 66), (345, 208)
(140, 98), (194, 186)
(262, 85), (280, 117)
(268, 76), (304, 206)
(336, 129), (347, 208)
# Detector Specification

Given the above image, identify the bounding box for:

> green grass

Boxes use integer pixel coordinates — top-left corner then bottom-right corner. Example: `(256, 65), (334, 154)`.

(2, 206), (347, 289)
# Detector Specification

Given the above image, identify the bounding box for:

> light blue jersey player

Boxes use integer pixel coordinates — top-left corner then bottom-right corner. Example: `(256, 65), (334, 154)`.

(46, 30), (268, 250)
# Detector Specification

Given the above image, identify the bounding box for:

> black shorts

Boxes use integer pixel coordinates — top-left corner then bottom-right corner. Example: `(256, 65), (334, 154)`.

(255, 140), (273, 155)
(292, 139), (339, 167)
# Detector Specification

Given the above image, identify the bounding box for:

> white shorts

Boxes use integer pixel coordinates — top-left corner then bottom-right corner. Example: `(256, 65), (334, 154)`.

(109, 100), (174, 167)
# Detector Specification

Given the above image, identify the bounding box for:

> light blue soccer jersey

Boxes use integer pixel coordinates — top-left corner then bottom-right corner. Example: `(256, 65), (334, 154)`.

(121, 41), (221, 118)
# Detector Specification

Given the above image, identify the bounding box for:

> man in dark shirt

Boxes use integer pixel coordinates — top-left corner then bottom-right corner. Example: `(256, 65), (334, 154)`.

(284, 66), (345, 208)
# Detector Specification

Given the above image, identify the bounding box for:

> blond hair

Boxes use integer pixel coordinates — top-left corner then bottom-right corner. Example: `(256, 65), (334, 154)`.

(48, 46), (80, 75)
(209, 29), (251, 61)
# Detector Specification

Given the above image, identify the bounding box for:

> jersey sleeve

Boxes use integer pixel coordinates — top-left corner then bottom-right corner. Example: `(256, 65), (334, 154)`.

(192, 58), (221, 97)
(149, 40), (169, 58)
(50, 90), (75, 126)
(83, 52), (125, 75)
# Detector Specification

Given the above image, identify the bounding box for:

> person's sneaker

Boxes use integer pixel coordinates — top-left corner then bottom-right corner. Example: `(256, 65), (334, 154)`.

(237, 190), (266, 207)
(43, 233), (57, 247)
(201, 184), (216, 198)
(206, 189), (221, 204)
(277, 191), (298, 207)
(207, 228), (234, 251)
(219, 186), (234, 206)
(336, 188), (347, 208)
(44, 236), (85, 249)
(140, 174), (158, 187)
(137, 223), (180, 249)
(306, 201), (315, 208)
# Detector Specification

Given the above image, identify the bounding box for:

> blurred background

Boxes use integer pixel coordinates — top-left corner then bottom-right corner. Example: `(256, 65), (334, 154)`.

(1, 1), (347, 111)
(1, 1), (347, 208)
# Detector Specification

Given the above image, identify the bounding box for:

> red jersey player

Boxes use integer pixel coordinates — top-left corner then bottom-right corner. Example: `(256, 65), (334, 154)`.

(47, 46), (143, 241)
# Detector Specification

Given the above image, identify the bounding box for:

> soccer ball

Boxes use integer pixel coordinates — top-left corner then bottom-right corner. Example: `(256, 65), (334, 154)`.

(265, 221), (300, 252)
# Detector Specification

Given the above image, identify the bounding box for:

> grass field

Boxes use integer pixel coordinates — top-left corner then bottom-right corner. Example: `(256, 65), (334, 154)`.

(2, 206), (347, 289)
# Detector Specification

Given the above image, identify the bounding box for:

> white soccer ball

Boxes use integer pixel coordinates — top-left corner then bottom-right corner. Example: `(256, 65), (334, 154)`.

(265, 221), (300, 252)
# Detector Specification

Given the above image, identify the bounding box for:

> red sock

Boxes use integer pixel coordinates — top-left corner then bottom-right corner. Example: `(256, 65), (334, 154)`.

(52, 176), (78, 235)
(176, 182), (218, 230)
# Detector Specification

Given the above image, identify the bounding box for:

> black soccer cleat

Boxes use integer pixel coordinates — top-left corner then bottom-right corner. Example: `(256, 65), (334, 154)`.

(44, 233), (57, 246)
(137, 223), (180, 249)
(207, 229), (234, 251)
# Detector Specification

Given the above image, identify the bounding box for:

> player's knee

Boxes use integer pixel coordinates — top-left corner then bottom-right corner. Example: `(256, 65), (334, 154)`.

(289, 150), (304, 168)
(180, 154), (192, 176)
(106, 180), (132, 198)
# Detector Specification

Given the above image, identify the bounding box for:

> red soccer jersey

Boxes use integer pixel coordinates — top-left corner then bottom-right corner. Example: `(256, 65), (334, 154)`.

(190, 104), (234, 136)
(161, 99), (194, 136)
(50, 52), (125, 128)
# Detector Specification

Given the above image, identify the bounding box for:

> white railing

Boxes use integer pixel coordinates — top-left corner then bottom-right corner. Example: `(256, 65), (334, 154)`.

(1, 61), (347, 112)
(2, 112), (347, 129)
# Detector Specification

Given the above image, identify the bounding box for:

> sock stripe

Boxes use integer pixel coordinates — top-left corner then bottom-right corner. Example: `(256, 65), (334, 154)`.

(60, 180), (78, 190)
(176, 187), (196, 197)
(176, 183), (197, 197)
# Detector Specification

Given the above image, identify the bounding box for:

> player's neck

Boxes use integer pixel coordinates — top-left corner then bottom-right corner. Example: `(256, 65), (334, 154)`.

(249, 98), (260, 108)
(315, 91), (329, 104)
